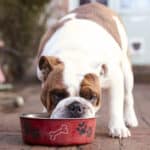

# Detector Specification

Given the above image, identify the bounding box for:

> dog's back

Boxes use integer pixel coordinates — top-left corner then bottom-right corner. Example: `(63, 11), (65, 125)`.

(38, 2), (127, 58)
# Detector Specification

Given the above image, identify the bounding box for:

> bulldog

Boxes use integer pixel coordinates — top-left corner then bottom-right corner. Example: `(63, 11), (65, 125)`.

(37, 2), (138, 138)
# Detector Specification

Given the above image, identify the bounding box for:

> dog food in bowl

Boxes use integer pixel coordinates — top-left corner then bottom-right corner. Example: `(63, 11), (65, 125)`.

(20, 113), (96, 146)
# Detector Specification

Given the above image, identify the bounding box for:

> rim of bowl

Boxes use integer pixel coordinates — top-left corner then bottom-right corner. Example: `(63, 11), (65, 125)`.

(20, 113), (96, 120)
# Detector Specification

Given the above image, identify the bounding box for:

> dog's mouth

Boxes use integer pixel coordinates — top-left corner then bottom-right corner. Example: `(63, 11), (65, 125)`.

(50, 97), (95, 119)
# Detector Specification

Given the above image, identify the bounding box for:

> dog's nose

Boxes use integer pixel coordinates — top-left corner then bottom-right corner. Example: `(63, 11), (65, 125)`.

(68, 101), (84, 118)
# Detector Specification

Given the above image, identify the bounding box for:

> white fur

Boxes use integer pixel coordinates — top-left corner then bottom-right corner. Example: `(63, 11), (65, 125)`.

(122, 56), (138, 127)
(37, 13), (138, 138)
(113, 16), (128, 52)
(108, 64), (131, 138)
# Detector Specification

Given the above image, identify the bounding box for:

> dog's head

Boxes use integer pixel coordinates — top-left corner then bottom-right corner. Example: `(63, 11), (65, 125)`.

(38, 56), (101, 118)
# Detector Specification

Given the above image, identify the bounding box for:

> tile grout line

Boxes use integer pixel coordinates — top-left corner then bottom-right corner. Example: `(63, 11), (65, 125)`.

(119, 139), (124, 150)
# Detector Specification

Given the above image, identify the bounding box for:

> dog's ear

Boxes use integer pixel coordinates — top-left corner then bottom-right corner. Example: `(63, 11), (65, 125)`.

(40, 85), (52, 113)
(39, 56), (62, 81)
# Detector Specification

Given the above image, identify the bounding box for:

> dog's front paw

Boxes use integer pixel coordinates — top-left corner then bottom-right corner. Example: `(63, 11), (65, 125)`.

(109, 122), (131, 138)
(124, 109), (138, 127)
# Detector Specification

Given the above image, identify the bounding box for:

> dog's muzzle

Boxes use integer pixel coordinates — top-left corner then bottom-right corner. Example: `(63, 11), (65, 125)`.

(50, 97), (96, 119)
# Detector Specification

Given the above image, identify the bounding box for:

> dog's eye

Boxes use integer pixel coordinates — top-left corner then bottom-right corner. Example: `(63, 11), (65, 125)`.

(89, 94), (97, 102)
(80, 89), (97, 102)
(52, 93), (64, 102)
(50, 90), (68, 105)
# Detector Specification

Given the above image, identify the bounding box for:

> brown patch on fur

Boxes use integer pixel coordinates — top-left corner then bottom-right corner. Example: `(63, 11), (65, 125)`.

(40, 60), (68, 113)
(39, 56), (63, 81)
(72, 2), (122, 48)
(80, 73), (101, 108)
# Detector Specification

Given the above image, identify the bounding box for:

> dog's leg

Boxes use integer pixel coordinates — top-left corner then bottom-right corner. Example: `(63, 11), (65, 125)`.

(108, 65), (131, 138)
(122, 55), (138, 127)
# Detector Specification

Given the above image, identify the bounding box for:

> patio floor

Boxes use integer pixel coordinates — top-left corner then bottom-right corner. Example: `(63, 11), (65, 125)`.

(0, 83), (150, 150)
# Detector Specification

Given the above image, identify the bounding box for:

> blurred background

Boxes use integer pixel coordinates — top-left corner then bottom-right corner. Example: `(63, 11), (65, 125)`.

(0, 0), (150, 85)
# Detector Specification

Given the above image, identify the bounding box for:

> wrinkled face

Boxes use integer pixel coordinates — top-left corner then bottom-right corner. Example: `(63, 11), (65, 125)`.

(38, 56), (101, 118)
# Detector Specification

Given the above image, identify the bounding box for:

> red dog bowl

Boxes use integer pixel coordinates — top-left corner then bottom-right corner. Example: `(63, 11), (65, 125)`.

(20, 113), (96, 146)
